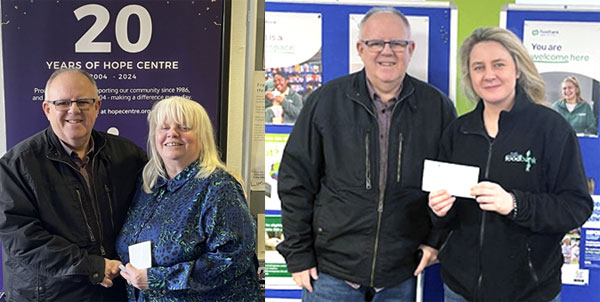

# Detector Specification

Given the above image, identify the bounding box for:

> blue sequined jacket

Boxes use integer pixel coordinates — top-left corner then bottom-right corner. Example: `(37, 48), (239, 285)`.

(116, 162), (260, 301)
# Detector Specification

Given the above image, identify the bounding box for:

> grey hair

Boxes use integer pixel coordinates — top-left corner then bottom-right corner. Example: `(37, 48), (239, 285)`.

(459, 27), (546, 104)
(359, 6), (411, 38)
(44, 68), (98, 100)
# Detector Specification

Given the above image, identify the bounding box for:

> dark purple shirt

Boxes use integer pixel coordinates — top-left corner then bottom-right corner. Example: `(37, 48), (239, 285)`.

(366, 79), (402, 204)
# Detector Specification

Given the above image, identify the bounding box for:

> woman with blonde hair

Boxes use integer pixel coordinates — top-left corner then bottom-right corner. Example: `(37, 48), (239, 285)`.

(116, 96), (260, 301)
(551, 76), (597, 135)
(428, 27), (592, 301)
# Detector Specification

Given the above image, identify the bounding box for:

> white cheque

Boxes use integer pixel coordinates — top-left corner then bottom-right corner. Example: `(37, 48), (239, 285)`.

(421, 159), (480, 199)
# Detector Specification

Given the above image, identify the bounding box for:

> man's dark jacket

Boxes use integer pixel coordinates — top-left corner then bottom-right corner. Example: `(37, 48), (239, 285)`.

(277, 70), (457, 287)
(0, 127), (147, 301)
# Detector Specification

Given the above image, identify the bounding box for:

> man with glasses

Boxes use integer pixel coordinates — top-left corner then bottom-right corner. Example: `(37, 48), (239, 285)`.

(277, 7), (456, 301)
(0, 69), (146, 301)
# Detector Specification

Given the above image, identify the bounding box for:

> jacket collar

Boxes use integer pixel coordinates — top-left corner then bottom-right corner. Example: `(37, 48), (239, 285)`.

(45, 127), (107, 163)
(348, 69), (417, 113)
(555, 100), (584, 110)
(460, 85), (534, 135)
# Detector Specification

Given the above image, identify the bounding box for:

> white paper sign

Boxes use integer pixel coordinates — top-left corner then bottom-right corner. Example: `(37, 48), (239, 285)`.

(128, 241), (152, 269)
(422, 159), (479, 199)
(561, 265), (589, 286)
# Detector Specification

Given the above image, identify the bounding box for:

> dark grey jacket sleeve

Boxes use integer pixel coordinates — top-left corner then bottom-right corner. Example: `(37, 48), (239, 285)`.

(0, 157), (105, 284)
(276, 91), (322, 273)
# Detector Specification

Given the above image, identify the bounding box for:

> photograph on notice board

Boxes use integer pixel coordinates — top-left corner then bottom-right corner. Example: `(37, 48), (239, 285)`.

(524, 21), (600, 137)
(265, 11), (322, 125)
(541, 73), (598, 137)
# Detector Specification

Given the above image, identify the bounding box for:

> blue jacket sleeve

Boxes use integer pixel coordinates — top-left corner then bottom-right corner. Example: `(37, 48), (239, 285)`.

(145, 176), (257, 292)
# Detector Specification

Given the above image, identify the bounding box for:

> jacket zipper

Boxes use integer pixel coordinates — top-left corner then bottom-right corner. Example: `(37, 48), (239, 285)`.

(370, 193), (385, 286)
(476, 139), (494, 300)
(348, 92), (409, 287)
(75, 189), (96, 243)
(365, 132), (372, 190)
(396, 133), (403, 182)
(89, 153), (107, 256)
(526, 242), (539, 283)
(104, 185), (115, 230)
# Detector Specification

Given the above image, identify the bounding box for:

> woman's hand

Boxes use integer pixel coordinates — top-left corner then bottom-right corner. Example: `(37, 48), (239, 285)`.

(471, 181), (513, 215)
(428, 189), (456, 217)
(120, 263), (149, 290)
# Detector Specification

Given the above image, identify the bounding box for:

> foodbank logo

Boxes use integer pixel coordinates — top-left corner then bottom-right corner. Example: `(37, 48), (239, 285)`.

(505, 150), (537, 172)
(532, 29), (559, 37)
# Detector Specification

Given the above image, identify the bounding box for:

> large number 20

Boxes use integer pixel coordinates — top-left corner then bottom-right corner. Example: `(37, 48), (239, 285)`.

(74, 4), (152, 53)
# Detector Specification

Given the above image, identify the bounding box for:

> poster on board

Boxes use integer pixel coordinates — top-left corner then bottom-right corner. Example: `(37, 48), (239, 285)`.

(264, 12), (322, 126)
(348, 14), (430, 82)
(583, 228), (600, 269)
(582, 196), (600, 269)
(1, 1), (225, 149)
(265, 132), (288, 211)
(523, 21), (600, 137)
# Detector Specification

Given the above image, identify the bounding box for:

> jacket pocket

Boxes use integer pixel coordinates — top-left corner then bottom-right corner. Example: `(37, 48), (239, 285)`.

(313, 186), (331, 250)
(365, 131), (372, 190)
(104, 185), (115, 230)
(75, 188), (96, 243)
(396, 132), (404, 183)
(437, 230), (454, 259)
(526, 242), (540, 284)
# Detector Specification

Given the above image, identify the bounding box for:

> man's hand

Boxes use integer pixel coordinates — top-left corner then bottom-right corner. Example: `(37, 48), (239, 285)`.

(413, 245), (439, 276)
(292, 267), (318, 292)
(100, 276), (113, 288)
(99, 258), (122, 288)
(120, 263), (149, 290)
(104, 258), (122, 280)
(273, 94), (284, 105)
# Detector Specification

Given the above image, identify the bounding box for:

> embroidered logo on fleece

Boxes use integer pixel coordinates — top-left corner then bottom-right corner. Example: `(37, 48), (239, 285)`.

(504, 150), (537, 172)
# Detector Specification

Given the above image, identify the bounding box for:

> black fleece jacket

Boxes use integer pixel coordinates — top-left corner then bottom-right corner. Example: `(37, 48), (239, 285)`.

(434, 88), (593, 302)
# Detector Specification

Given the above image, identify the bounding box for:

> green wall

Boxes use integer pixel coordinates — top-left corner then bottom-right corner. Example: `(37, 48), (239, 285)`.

(428, 0), (515, 115)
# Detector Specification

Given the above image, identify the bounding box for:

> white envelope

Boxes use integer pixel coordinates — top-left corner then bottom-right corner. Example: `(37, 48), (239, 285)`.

(421, 159), (480, 199)
(128, 241), (152, 269)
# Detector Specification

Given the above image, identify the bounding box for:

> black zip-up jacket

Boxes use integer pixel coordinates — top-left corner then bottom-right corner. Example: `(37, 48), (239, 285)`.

(277, 70), (456, 288)
(435, 88), (593, 301)
(0, 127), (147, 301)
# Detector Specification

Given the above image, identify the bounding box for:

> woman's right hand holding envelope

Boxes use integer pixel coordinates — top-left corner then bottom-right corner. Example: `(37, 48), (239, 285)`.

(428, 189), (456, 217)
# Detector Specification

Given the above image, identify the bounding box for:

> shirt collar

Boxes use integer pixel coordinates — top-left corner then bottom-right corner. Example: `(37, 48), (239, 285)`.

(156, 159), (201, 192)
(59, 137), (94, 160)
(366, 78), (402, 103)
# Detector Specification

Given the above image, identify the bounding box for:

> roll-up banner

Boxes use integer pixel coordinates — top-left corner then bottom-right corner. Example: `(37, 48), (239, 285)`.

(1, 0), (227, 150)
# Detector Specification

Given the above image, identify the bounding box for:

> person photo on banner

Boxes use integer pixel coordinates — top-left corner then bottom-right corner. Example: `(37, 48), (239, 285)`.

(276, 7), (456, 302)
(115, 96), (260, 301)
(0, 68), (147, 301)
(428, 27), (593, 302)
(551, 76), (598, 136)
(265, 71), (304, 125)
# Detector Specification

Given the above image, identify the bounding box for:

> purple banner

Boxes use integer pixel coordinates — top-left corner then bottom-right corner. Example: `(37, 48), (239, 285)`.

(2, 0), (225, 149)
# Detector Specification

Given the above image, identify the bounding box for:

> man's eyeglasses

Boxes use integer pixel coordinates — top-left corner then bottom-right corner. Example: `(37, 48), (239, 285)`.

(361, 39), (412, 52)
(47, 98), (96, 111)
